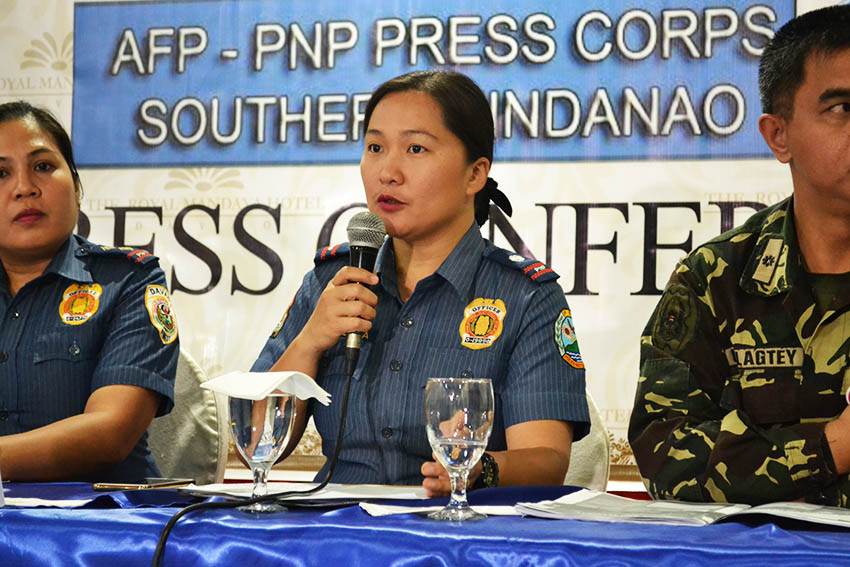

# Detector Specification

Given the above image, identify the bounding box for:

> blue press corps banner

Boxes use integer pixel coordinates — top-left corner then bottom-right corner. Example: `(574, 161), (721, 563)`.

(72, 0), (794, 167)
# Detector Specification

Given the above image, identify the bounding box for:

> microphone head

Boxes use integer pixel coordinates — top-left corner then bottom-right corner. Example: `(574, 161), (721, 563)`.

(347, 211), (386, 249)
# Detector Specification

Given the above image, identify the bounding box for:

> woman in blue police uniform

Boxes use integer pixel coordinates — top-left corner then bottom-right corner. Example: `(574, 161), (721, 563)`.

(0, 101), (177, 482)
(252, 71), (589, 495)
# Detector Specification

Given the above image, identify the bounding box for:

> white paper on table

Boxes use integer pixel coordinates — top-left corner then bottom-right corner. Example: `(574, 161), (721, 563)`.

(359, 502), (520, 517)
(0, 464), (4, 507)
(182, 482), (427, 501)
(201, 371), (331, 405)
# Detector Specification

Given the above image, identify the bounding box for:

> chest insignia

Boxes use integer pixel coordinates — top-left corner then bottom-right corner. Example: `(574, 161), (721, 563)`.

(459, 298), (506, 350)
(59, 283), (103, 325)
(555, 309), (584, 369)
(145, 285), (178, 344)
(752, 238), (783, 284)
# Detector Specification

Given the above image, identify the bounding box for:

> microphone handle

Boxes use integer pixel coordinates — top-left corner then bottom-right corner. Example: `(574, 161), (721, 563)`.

(349, 245), (379, 272)
(344, 245), (379, 377)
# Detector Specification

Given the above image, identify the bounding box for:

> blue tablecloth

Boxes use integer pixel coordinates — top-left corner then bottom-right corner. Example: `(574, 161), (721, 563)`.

(1, 483), (848, 567)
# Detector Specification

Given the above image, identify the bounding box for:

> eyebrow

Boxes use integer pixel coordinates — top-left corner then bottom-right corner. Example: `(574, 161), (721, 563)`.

(0, 148), (58, 162)
(365, 128), (439, 141)
(819, 88), (850, 103)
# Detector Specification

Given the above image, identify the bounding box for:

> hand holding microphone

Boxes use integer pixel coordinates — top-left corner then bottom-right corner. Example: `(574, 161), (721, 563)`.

(295, 212), (386, 366)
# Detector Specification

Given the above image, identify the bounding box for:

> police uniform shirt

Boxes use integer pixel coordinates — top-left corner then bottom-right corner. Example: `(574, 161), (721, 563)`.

(0, 235), (178, 482)
(629, 197), (850, 506)
(253, 223), (590, 485)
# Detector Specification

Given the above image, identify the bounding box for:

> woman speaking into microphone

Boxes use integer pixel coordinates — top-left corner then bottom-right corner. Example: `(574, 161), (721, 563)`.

(252, 70), (589, 495)
(0, 101), (177, 482)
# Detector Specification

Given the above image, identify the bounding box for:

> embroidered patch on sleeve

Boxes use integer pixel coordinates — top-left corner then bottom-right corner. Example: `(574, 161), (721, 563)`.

(459, 298), (507, 350)
(59, 283), (102, 325)
(145, 285), (178, 344)
(270, 298), (295, 339)
(651, 284), (698, 355)
(555, 309), (584, 369)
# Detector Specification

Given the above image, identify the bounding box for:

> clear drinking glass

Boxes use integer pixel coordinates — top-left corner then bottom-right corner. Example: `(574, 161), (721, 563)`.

(229, 394), (296, 513)
(424, 377), (494, 521)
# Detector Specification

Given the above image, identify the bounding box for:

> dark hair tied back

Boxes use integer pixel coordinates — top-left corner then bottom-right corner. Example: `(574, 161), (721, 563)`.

(474, 177), (512, 227)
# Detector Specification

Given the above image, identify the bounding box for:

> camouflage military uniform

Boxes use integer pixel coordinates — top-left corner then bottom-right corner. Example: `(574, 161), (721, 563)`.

(629, 197), (850, 506)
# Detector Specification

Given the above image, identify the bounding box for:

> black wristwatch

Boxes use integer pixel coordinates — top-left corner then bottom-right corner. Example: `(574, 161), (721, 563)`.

(477, 452), (499, 488)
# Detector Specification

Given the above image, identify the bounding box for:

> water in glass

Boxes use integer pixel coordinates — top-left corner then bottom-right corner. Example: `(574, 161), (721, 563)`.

(424, 377), (494, 521)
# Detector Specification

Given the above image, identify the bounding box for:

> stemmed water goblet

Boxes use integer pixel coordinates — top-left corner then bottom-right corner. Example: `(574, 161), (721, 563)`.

(424, 377), (494, 521)
(229, 394), (297, 513)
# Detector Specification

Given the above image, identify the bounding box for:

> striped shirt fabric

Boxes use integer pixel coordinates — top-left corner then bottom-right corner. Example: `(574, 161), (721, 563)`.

(0, 235), (178, 482)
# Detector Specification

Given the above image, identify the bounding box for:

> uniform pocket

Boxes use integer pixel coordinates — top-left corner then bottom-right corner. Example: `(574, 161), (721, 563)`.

(29, 330), (99, 415)
(33, 330), (98, 364)
(638, 357), (694, 415)
(420, 347), (500, 388)
(723, 369), (801, 425)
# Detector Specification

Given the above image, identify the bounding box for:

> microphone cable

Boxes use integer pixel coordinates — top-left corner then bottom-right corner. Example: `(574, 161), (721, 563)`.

(151, 365), (356, 567)
(154, 212), (384, 566)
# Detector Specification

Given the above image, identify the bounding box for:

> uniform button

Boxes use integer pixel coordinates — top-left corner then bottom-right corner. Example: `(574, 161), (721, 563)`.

(0, 352), (7, 363)
(68, 344), (81, 357)
(0, 411), (8, 421)
(460, 370), (473, 378)
(400, 317), (414, 328)
(389, 360), (402, 371)
(381, 427), (393, 438)
(10, 311), (19, 320)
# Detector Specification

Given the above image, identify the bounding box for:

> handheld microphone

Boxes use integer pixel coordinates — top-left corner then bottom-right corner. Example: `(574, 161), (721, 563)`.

(344, 211), (386, 377)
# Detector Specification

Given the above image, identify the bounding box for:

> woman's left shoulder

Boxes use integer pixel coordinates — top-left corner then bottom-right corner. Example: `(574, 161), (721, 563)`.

(481, 244), (559, 285)
(74, 237), (161, 270)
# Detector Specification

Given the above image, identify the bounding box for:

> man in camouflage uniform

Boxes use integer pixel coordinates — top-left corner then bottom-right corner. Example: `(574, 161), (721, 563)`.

(629, 5), (850, 507)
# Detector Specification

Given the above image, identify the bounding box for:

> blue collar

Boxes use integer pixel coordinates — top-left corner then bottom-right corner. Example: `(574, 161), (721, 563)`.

(434, 224), (485, 300)
(0, 235), (92, 295)
(375, 224), (484, 301)
(42, 235), (94, 283)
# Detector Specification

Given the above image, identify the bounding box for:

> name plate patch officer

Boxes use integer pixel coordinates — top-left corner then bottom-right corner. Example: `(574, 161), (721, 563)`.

(145, 285), (178, 344)
(460, 298), (506, 350)
(724, 347), (803, 368)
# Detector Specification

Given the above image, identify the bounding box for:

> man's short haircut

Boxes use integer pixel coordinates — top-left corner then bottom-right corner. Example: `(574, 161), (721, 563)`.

(759, 5), (850, 117)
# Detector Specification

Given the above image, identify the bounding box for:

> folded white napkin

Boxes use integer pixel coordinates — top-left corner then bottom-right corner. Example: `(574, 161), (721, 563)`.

(201, 371), (331, 405)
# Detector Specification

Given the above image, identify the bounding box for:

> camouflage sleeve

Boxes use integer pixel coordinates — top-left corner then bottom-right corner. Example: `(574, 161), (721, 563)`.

(628, 259), (838, 505)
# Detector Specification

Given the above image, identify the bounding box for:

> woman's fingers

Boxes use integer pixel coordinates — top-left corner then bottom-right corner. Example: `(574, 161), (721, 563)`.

(330, 266), (379, 290)
(297, 268), (379, 351)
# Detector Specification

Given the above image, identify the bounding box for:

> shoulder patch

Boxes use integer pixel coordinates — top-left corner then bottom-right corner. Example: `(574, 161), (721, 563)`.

(145, 284), (178, 344)
(555, 309), (584, 369)
(652, 284), (698, 355)
(314, 242), (350, 265)
(78, 244), (159, 266)
(484, 247), (558, 283)
(270, 297), (295, 339)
